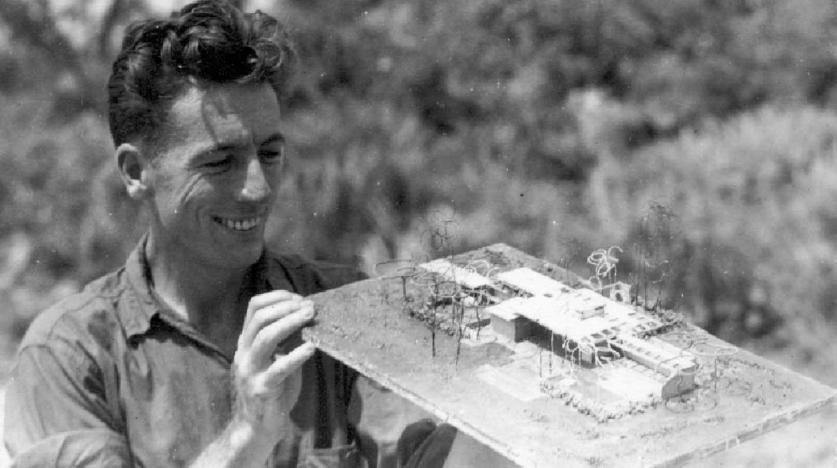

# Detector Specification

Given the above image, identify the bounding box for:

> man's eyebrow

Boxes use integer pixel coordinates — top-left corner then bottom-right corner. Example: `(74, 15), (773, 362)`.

(194, 132), (284, 159)
(260, 132), (285, 146)
(195, 137), (247, 157)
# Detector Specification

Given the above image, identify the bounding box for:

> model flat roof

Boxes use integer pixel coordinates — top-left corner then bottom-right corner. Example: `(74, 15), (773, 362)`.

(419, 259), (495, 289)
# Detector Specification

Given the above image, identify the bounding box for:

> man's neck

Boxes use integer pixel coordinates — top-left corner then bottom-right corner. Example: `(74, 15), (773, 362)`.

(145, 232), (254, 349)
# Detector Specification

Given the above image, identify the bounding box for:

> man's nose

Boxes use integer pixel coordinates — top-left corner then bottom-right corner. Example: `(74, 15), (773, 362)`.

(239, 156), (272, 202)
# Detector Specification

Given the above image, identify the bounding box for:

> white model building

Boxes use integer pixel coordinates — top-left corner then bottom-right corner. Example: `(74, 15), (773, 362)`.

(418, 260), (697, 400)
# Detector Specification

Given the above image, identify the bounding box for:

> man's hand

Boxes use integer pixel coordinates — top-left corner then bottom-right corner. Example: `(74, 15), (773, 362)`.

(233, 290), (316, 438)
(190, 290), (316, 467)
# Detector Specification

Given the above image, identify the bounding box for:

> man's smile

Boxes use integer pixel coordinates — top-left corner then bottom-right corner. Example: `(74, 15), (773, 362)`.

(212, 216), (264, 232)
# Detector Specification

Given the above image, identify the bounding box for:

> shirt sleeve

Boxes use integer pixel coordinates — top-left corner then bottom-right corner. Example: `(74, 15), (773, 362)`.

(4, 341), (132, 467)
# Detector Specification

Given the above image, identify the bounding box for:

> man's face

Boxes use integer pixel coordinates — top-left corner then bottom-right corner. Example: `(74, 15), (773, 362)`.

(144, 82), (284, 270)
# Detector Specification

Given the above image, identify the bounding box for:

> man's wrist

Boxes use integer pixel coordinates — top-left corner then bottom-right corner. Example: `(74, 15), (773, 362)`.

(188, 417), (277, 468)
(226, 415), (276, 456)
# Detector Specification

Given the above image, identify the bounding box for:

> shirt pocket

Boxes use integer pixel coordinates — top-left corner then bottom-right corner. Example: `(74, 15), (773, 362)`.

(299, 442), (361, 468)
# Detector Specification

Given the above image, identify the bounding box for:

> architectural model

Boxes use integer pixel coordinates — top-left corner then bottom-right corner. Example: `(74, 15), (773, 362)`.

(304, 244), (836, 467)
(417, 258), (698, 420)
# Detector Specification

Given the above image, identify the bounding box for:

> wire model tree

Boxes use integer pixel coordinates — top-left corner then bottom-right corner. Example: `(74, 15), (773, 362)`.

(587, 246), (622, 292)
(629, 202), (682, 311)
(418, 208), (469, 360)
(410, 267), (461, 358)
(395, 210), (504, 360)
(451, 288), (467, 364)
(421, 208), (460, 260)
(459, 259), (503, 340)
(374, 259), (423, 303)
(635, 253), (672, 313)
(459, 287), (493, 340)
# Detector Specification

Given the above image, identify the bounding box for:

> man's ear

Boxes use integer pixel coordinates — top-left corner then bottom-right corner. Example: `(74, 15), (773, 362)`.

(115, 143), (152, 200)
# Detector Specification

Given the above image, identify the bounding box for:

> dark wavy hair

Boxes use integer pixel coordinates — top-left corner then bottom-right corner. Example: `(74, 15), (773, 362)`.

(107, 0), (296, 146)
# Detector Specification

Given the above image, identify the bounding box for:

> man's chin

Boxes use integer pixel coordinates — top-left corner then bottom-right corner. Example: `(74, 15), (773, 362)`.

(208, 236), (265, 268)
(227, 241), (265, 268)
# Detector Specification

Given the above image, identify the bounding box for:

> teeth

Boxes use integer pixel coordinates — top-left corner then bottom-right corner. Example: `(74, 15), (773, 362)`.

(217, 217), (260, 231)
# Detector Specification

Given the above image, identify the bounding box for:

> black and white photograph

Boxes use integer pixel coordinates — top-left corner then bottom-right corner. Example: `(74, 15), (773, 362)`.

(0, 1), (835, 466)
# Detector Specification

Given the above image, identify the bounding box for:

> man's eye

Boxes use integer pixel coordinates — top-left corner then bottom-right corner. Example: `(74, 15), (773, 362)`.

(203, 157), (231, 169)
(260, 150), (283, 163)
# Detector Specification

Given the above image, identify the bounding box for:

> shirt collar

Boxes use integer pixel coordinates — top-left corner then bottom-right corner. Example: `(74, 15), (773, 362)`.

(121, 233), (162, 339)
(120, 234), (294, 339)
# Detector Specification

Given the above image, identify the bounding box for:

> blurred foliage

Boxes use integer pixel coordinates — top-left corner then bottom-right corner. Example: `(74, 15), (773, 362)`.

(589, 107), (837, 350)
(2, 0), (837, 364)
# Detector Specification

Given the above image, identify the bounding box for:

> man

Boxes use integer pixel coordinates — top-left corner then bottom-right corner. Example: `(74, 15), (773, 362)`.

(4, 1), (507, 466)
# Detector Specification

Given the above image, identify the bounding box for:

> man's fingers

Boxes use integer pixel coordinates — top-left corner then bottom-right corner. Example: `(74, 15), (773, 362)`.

(245, 290), (301, 324)
(240, 299), (312, 348)
(250, 306), (316, 363)
(264, 342), (317, 388)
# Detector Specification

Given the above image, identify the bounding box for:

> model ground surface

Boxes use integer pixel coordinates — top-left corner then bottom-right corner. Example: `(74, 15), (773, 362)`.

(303, 244), (837, 468)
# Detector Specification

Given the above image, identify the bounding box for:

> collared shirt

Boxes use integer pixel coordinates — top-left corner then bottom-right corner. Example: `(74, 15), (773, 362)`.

(3, 237), (433, 467)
